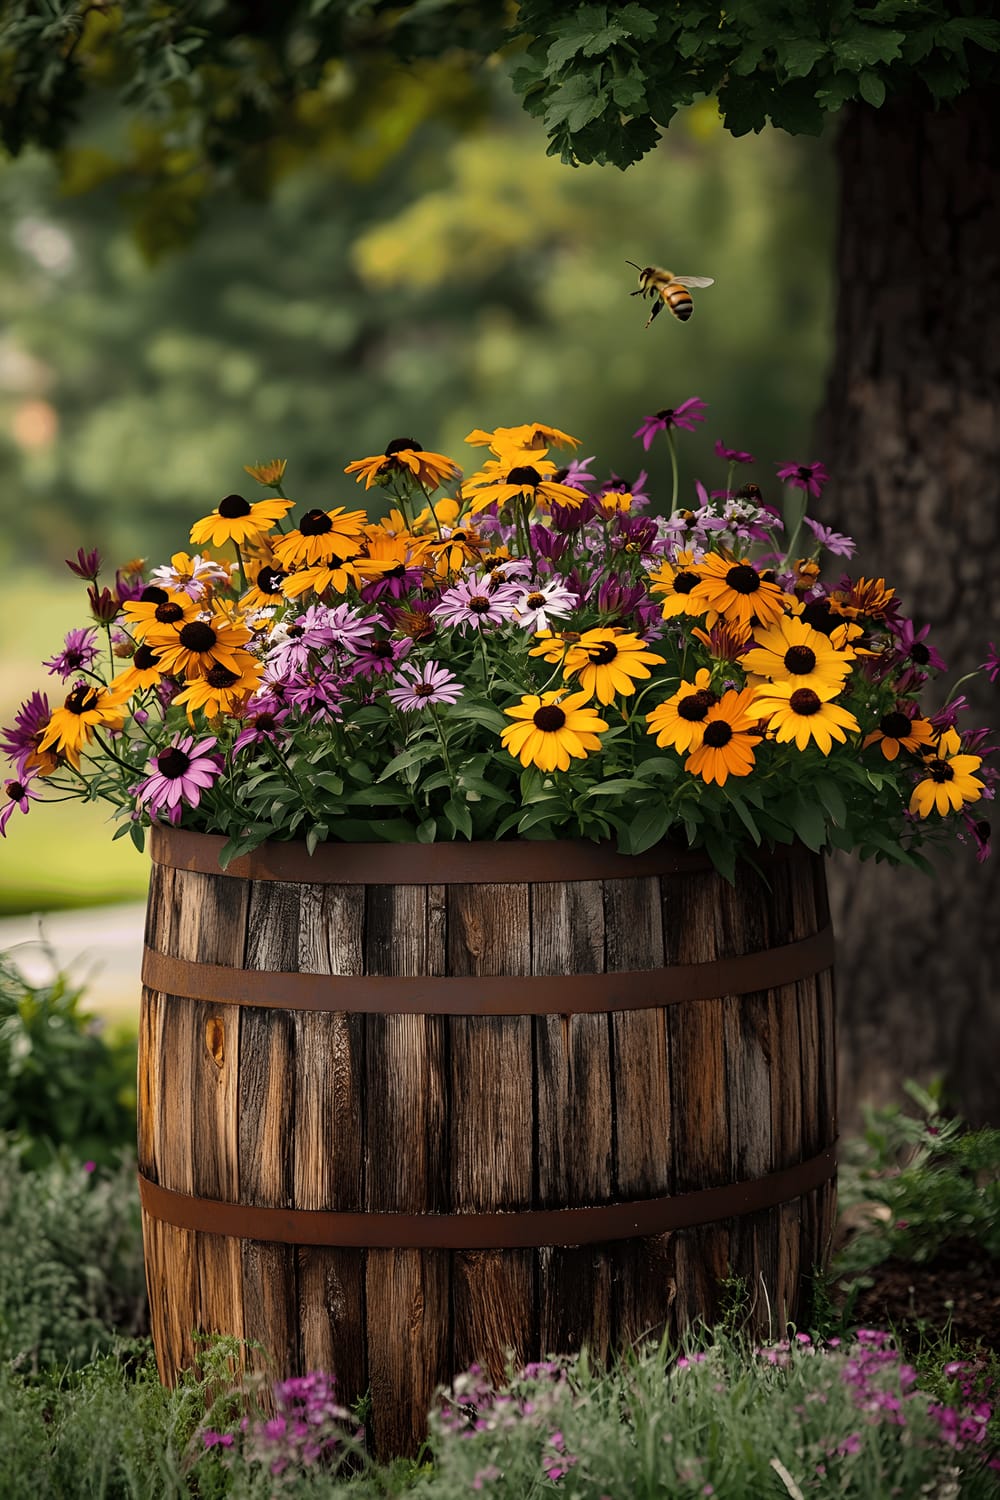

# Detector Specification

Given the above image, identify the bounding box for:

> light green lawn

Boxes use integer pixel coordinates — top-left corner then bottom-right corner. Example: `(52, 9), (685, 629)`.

(1, 573), (151, 914)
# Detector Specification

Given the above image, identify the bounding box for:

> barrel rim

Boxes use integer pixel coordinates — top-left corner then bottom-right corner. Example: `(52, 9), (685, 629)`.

(149, 824), (814, 885)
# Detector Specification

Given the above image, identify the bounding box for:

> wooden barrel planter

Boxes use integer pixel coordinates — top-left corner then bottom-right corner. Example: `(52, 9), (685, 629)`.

(138, 826), (837, 1457)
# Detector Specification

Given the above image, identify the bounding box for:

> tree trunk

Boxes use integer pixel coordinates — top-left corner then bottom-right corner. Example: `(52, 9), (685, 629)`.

(817, 89), (1000, 1127)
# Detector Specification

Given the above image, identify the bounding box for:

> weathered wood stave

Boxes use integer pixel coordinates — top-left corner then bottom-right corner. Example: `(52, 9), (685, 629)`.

(138, 829), (837, 1457)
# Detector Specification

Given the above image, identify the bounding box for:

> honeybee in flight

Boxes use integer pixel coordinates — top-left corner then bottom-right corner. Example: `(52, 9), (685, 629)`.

(626, 261), (715, 327)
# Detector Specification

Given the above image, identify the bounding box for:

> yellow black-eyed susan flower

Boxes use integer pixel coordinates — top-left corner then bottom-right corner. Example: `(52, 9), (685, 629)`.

(909, 729), (983, 818)
(121, 588), (201, 643)
(753, 681), (860, 753)
(646, 669), (717, 754)
(562, 628), (664, 704)
(36, 682), (130, 770)
(189, 493), (293, 549)
(500, 690), (607, 772)
(273, 508), (368, 569)
(463, 458), (587, 516)
(741, 615), (853, 694)
(465, 422), (580, 456)
(690, 555), (791, 632)
(243, 459), (288, 487)
(863, 709), (935, 762)
(647, 550), (711, 621)
(344, 439), (460, 492)
(146, 613), (253, 680)
(172, 655), (263, 722)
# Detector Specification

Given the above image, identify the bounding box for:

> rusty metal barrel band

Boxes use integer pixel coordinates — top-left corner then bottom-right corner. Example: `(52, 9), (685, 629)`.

(141, 925), (834, 1015)
(149, 824), (810, 886)
(138, 1145), (837, 1249)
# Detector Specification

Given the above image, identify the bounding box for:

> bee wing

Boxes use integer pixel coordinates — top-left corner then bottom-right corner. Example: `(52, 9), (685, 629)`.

(671, 276), (714, 288)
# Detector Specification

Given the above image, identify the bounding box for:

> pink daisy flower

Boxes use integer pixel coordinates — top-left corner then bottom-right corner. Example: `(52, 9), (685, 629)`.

(432, 575), (520, 632)
(982, 642), (1000, 685)
(513, 579), (577, 633)
(231, 694), (291, 755)
(633, 399), (707, 450)
(0, 773), (43, 836)
(386, 661), (463, 712)
(715, 440), (755, 464)
(776, 460), (830, 498)
(134, 735), (223, 824)
(65, 547), (102, 582)
(1, 691), (52, 776)
(803, 516), (856, 557)
(43, 627), (101, 681)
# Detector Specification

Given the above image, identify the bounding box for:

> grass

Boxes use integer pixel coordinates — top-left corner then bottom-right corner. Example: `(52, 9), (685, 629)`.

(0, 570), (150, 915)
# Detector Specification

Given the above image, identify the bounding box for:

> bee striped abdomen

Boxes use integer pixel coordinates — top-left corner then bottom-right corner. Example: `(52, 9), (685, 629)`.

(664, 285), (693, 320)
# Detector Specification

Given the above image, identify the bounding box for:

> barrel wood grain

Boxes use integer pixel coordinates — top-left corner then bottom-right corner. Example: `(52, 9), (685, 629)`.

(139, 836), (838, 1458)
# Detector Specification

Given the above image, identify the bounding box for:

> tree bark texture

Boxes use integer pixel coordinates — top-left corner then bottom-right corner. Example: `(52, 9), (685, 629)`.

(817, 89), (1000, 1126)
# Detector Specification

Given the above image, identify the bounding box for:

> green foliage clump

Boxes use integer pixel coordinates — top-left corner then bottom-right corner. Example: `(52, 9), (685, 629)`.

(0, 952), (137, 1165)
(837, 1080), (1000, 1274)
(0, 1136), (146, 1373)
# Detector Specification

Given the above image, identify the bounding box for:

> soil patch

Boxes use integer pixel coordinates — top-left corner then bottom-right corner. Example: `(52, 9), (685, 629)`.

(838, 1239), (1000, 1352)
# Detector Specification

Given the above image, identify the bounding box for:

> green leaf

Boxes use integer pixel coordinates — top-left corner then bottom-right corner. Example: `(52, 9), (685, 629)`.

(789, 795), (827, 853)
(832, 22), (904, 72)
(544, 73), (610, 135)
(305, 823), (329, 855)
(727, 793), (761, 845)
(416, 818), (437, 843)
(703, 827), (737, 884)
(377, 740), (438, 780)
(777, 37), (828, 78)
(858, 69), (886, 107)
(128, 823), (146, 853)
(718, 75), (771, 136)
(444, 797), (473, 840)
(627, 801), (673, 854)
(814, 777), (848, 827)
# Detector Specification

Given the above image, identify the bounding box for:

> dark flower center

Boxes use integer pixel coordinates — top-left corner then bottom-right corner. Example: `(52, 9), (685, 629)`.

(140, 586), (168, 604)
(450, 531), (468, 543)
(533, 705), (567, 732)
(64, 684), (99, 715)
(134, 645), (160, 671)
(205, 664), (240, 688)
(507, 465), (542, 487)
(784, 645), (817, 675)
(725, 564), (761, 595)
(526, 592), (546, 608)
(974, 819), (990, 840)
(413, 683), (436, 698)
(673, 571), (699, 595)
(6, 782), (25, 802)
(156, 747), (191, 779)
(179, 621), (218, 652)
(218, 493), (251, 519)
(386, 563), (407, 580)
(880, 711), (913, 740)
(789, 689), (822, 716)
(254, 713), (277, 732)
(655, 408), (675, 421)
(299, 509), (333, 536)
(287, 625), (305, 639)
(703, 720), (734, 748)
(588, 642), (619, 665)
(928, 758), (954, 783)
(370, 640), (394, 659)
(800, 599), (835, 635)
(384, 437), (422, 456)
(468, 596), (492, 613)
(154, 601), (185, 623)
(910, 642), (931, 665)
(797, 466), (814, 480)
(678, 689), (715, 722)
(256, 566), (286, 594)
(64, 649), (85, 668)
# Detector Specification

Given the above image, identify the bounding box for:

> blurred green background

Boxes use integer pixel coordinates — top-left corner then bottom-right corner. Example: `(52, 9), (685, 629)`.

(0, 79), (835, 915)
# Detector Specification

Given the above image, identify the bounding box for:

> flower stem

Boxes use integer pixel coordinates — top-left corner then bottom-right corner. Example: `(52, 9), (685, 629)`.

(666, 429), (679, 513)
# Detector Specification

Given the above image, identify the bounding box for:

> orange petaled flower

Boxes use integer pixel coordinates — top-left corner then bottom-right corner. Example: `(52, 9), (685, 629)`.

(243, 459), (288, 487)
(689, 555), (792, 632)
(425, 525), (487, 579)
(863, 709), (936, 762)
(121, 589), (201, 643)
(647, 551), (710, 621)
(273, 508), (368, 569)
(684, 687), (762, 786)
(463, 458), (588, 515)
(280, 555), (390, 599)
(500, 690), (607, 772)
(465, 422), (580, 456)
(828, 576), (896, 621)
(691, 619), (752, 661)
(344, 439), (460, 492)
(113, 642), (167, 695)
(36, 682), (129, 770)
(646, 668), (718, 753)
(239, 562), (292, 614)
(909, 728), (984, 818)
(146, 613), (253, 680)
(189, 493), (293, 548)
(528, 629), (582, 665)
(172, 654), (263, 722)
(562, 628), (665, 704)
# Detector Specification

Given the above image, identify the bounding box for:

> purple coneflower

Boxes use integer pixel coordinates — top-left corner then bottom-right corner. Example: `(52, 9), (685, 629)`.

(776, 460), (830, 498)
(283, 670), (345, 724)
(1, 691), (52, 776)
(351, 636), (412, 679)
(513, 580), (578, 633)
(432, 575), (520, 632)
(889, 617), (948, 673)
(0, 773), (42, 836)
(803, 516), (856, 558)
(633, 399), (707, 451)
(134, 735), (223, 825)
(43, 626), (101, 681)
(148, 554), (231, 598)
(553, 455), (597, 491)
(982, 642), (1000, 685)
(715, 440), (755, 465)
(386, 661), (463, 713)
(231, 695), (291, 755)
